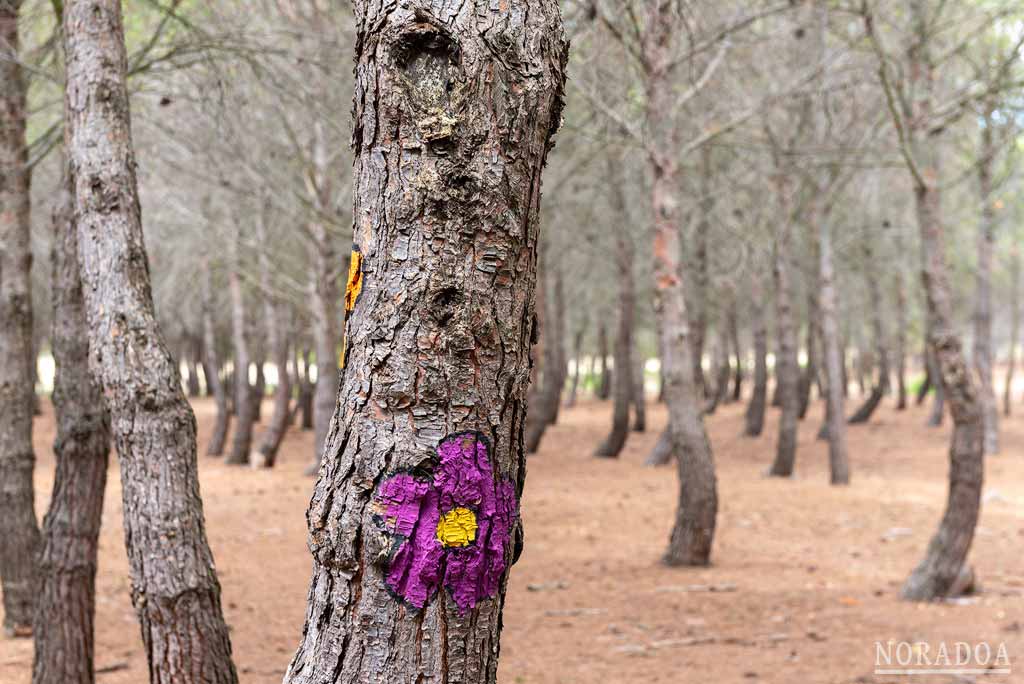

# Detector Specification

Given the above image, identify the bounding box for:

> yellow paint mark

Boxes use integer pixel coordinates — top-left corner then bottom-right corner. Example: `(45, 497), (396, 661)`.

(344, 250), (363, 313)
(436, 507), (477, 548)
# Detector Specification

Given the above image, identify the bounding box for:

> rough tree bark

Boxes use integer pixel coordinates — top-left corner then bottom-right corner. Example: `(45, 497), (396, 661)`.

(868, 0), (984, 601)
(64, 1), (238, 680)
(972, 104), (999, 454)
(227, 223), (255, 465)
(0, 0), (41, 637)
(596, 152), (636, 458)
(32, 160), (112, 684)
(744, 271), (768, 437)
(849, 234), (890, 424)
(281, 1), (566, 680)
(201, 257), (231, 456)
(643, 4), (717, 566)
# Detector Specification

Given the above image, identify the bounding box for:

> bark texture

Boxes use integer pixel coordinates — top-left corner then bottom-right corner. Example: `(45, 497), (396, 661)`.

(33, 161), (111, 684)
(282, 1), (566, 680)
(64, 2), (238, 680)
(0, 0), (41, 637)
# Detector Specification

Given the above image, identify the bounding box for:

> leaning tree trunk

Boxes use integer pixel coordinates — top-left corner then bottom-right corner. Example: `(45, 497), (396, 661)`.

(282, 2), (566, 681)
(596, 151), (636, 458)
(1006, 247), (1020, 417)
(898, 0), (983, 601)
(849, 235), (891, 424)
(201, 257), (231, 456)
(972, 105), (999, 454)
(644, 13), (717, 565)
(744, 272), (769, 437)
(770, 200), (800, 477)
(64, 2), (238, 680)
(0, 0), (41, 637)
(227, 226), (254, 465)
(33, 159), (112, 684)
(817, 204), (849, 484)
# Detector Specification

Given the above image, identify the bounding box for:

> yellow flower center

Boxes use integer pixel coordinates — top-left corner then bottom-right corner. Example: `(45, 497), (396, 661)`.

(436, 507), (477, 548)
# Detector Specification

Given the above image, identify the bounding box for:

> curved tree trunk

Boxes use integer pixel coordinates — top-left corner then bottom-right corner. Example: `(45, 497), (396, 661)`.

(0, 0), (40, 637)
(201, 257), (231, 456)
(64, 1), (238, 679)
(896, 0), (983, 601)
(282, 2), (566, 680)
(227, 227), (254, 466)
(33, 160), (112, 684)
(744, 272), (769, 437)
(973, 106), (999, 454)
(644, 17), (717, 566)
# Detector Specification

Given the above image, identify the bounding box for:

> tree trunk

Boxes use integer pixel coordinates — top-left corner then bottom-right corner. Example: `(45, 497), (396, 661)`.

(0, 0), (40, 637)
(306, 227), (339, 474)
(632, 348), (646, 432)
(595, 151), (636, 458)
(893, 228), (909, 410)
(255, 208), (292, 467)
(1005, 247), (1020, 417)
(564, 317), (586, 408)
(849, 234), (890, 424)
(689, 145), (713, 402)
(295, 345), (315, 431)
(925, 340), (945, 427)
(769, 196), (800, 478)
(972, 105), (999, 454)
(729, 299), (743, 402)
(252, 354), (266, 422)
(549, 262), (568, 425)
(64, 1), (238, 679)
(201, 258), (231, 456)
(185, 336), (202, 398)
(817, 205), (849, 484)
(916, 337), (932, 406)
(33, 159), (112, 684)
(282, 2), (566, 680)
(798, 295), (818, 420)
(744, 272), (769, 437)
(227, 226), (254, 466)
(898, 0), (983, 601)
(524, 253), (556, 453)
(644, 13), (717, 566)
(596, 319), (611, 399)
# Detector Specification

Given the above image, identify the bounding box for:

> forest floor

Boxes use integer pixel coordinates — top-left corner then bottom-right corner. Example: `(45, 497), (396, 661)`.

(1, 393), (1022, 684)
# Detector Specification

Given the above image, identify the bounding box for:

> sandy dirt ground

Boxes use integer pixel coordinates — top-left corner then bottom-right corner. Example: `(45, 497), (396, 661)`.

(1, 394), (1022, 684)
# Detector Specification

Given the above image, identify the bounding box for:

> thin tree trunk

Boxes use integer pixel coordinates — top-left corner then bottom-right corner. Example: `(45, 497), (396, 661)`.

(893, 225), (909, 410)
(770, 191), (800, 477)
(645, 17), (717, 566)
(227, 226), (254, 465)
(745, 271), (769, 437)
(1005, 247), (1020, 416)
(252, 354), (266, 422)
(798, 292), (819, 420)
(0, 0), (40, 637)
(33, 159), (112, 684)
(916, 337), (932, 406)
(255, 206), (292, 467)
(201, 257), (230, 456)
(282, 4), (566, 680)
(896, 0), (983, 601)
(817, 205), (849, 484)
(729, 299), (743, 402)
(632, 348), (646, 432)
(596, 151), (636, 458)
(306, 220), (339, 474)
(925, 340), (945, 427)
(596, 319), (611, 399)
(185, 337), (201, 398)
(564, 317), (586, 408)
(973, 104), (999, 454)
(64, 1), (238, 679)
(296, 345), (315, 431)
(690, 145), (712, 402)
(524, 253), (554, 453)
(549, 262), (568, 425)
(849, 234), (891, 424)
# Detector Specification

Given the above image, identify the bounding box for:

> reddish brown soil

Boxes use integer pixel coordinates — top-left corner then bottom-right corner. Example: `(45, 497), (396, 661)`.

(2, 396), (1022, 683)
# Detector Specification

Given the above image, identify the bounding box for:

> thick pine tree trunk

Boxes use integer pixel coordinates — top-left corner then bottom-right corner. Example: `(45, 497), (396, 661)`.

(972, 106), (999, 454)
(644, 13), (717, 566)
(33, 161), (112, 684)
(227, 227), (254, 465)
(898, 0), (983, 601)
(64, 2), (238, 679)
(201, 257), (231, 456)
(744, 272), (769, 437)
(282, 2), (566, 680)
(0, 0), (41, 637)
(596, 152), (636, 458)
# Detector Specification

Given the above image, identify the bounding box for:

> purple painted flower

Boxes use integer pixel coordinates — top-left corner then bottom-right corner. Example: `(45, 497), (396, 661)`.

(371, 432), (518, 613)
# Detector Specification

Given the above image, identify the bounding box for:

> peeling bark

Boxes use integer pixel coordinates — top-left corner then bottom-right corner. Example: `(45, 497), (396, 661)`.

(64, 1), (238, 679)
(282, 1), (566, 680)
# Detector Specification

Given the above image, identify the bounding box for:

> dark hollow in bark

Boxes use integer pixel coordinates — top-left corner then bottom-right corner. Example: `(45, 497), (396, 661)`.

(33, 161), (112, 684)
(0, 0), (41, 637)
(64, 2), (238, 680)
(282, 3), (567, 681)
